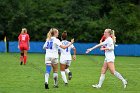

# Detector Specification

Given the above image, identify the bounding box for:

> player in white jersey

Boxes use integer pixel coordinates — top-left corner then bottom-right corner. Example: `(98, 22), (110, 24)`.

(86, 29), (127, 89)
(43, 28), (74, 89)
(59, 31), (76, 85)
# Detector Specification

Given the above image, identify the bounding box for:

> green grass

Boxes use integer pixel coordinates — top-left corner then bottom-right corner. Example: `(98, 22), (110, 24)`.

(0, 53), (140, 93)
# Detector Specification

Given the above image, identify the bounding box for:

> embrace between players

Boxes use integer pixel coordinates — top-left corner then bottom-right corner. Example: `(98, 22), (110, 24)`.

(18, 28), (127, 89)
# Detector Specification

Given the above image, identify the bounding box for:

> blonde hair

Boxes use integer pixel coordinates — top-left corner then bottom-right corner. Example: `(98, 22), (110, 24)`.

(21, 28), (27, 34)
(47, 28), (58, 41)
(111, 30), (116, 43)
(105, 29), (116, 43)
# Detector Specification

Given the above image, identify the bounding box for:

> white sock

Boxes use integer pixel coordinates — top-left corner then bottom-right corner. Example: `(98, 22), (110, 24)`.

(65, 69), (70, 74)
(114, 71), (125, 81)
(53, 73), (58, 85)
(61, 71), (68, 83)
(45, 73), (49, 84)
(98, 74), (105, 87)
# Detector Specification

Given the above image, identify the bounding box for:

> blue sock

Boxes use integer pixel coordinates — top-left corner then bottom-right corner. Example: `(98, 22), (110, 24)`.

(46, 65), (51, 74)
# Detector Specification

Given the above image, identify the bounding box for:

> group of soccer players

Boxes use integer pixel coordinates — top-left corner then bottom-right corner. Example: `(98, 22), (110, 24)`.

(18, 28), (127, 89)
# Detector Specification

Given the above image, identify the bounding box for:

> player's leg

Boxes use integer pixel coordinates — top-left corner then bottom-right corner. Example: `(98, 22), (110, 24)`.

(20, 50), (24, 65)
(92, 62), (108, 88)
(23, 50), (27, 65)
(52, 58), (59, 88)
(60, 61), (68, 85)
(107, 62), (127, 88)
(44, 57), (52, 89)
(65, 60), (72, 80)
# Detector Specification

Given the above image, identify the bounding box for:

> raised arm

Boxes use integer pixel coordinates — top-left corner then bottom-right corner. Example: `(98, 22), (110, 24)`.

(59, 39), (74, 49)
(86, 43), (103, 53)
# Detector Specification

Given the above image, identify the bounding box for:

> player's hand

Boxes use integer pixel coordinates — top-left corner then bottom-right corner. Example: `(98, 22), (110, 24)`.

(71, 38), (74, 44)
(86, 48), (91, 54)
(73, 55), (76, 61)
(18, 45), (20, 49)
(100, 47), (104, 51)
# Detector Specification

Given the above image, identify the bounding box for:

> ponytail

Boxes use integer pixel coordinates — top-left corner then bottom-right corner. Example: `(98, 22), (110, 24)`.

(21, 28), (27, 34)
(46, 28), (58, 41)
(111, 30), (116, 43)
(61, 31), (67, 40)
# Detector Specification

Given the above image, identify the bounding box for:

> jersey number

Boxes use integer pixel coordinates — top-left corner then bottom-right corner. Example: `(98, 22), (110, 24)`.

(66, 48), (68, 52)
(22, 36), (26, 40)
(46, 42), (53, 49)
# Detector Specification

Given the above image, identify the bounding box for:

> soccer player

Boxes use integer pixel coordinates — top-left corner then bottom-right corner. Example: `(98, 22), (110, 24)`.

(86, 29), (127, 88)
(18, 28), (30, 65)
(43, 28), (74, 89)
(59, 31), (76, 85)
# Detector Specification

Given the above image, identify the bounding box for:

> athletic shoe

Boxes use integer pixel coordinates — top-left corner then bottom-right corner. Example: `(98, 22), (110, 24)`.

(20, 62), (23, 65)
(68, 72), (72, 80)
(92, 84), (101, 88)
(65, 83), (68, 86)
(54, 85), (58, 88)
(54, 77), (58, 88)
(45, 83), (49, 89)
(123, 79), (127, 88)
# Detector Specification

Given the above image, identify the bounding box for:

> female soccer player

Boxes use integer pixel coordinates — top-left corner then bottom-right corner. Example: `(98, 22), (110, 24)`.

(43, 28), (74, 89)
(59, 31), (76, 85)
(86, 29), (127, 88)
(18, 28), (30, 65)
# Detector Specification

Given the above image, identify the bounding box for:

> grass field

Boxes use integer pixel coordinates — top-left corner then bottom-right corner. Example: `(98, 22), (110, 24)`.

(0, 53), (140, 93)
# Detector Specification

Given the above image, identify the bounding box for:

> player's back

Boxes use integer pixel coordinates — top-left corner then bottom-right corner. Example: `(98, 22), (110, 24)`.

(59, 40), (74, 61)
(18, 33), (30, 45)
(60, 40), (72, 55)
(44, 37), (60, 58)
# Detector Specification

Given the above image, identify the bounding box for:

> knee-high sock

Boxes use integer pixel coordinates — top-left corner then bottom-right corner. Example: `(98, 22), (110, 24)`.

(45, 73), (49, 84)
(114, 71), (125, 81)
(24, 56), (27, 64)
(20, 56), (23, 62)
(65, 69), (70, 74)
(53, 73), (58, 85)
(98, 74), (105, 86)
(20, 53), (24, 62)
(61, 71), (68, 83)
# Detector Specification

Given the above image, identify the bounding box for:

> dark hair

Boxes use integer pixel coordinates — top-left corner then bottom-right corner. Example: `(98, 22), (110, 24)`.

(61, 31), (67, 40)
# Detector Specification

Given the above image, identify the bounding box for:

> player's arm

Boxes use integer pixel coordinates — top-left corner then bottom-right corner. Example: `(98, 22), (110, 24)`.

(18, 40), (20, 49)
(72, 47), (76, 60)
(100, 38), (103, 43)
(43, 41), (47, 50)
(28, 35), (30, 49)
(86, 43), (103, 53)
(18, 35), (20, 49)
(100, 35), (105, 43)
(86, 39), (108, 53)
(59, 39), (74, 49)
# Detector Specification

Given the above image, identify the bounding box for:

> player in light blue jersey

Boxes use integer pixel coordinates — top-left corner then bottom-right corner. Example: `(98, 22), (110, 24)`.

(43, 28), (74, 89)
(59, 31), (76, 85)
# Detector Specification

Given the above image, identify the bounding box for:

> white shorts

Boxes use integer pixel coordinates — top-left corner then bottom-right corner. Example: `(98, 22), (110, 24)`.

(45, 57), (58, 64)
(104, 57), (115, 63)
(60, 60), (71, 66)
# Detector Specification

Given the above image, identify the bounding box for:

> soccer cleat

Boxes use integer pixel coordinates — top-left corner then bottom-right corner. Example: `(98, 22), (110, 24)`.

(20, 62), (23, 65)
(92, 84), (101, 89)
(68, 72), (72, 80)
(122, 79), (127, 88)
(54, 85), (59, 88)
(45, 83), (49, 89)
(54, 77), (58, 88)
(65, 83), (68, 86)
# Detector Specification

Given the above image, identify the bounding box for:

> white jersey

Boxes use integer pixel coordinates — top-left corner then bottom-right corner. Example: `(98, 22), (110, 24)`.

(43, 37), (62, 58)
(59, 40), (75, 61)
(101, 37), (115, 60)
